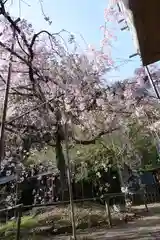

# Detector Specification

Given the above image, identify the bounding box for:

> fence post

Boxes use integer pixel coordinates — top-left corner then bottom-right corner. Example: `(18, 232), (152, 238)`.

(143, 192), (148, 212)
(105, 199), (112, 228)
(16, 205), (22, 240)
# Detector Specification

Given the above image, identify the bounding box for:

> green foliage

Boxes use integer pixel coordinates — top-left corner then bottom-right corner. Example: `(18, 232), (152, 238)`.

(71, 141), (117, 181)
(128, 120), (159, 168)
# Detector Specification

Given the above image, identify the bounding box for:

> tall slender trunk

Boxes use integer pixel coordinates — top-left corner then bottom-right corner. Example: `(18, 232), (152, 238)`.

(55, 106), (68, 200)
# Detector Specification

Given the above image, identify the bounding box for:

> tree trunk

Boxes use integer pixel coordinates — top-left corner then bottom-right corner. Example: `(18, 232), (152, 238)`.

(55, 123), (68, 200)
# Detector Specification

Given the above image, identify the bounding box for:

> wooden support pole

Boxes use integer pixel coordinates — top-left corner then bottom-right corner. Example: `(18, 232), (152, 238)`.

(105, 199), (112, 228)
(64, 120), (77, 240)
(16, 205), (22, 240)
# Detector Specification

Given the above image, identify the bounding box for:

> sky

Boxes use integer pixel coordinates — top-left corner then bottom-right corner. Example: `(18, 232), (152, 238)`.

(7, 0), (141, 81)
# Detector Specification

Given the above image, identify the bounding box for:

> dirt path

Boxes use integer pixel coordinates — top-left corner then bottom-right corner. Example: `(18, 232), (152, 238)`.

(95, 203), (160, 239)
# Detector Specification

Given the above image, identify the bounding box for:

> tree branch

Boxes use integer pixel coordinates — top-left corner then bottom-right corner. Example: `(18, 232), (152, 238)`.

(73, 127), (119, 145)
